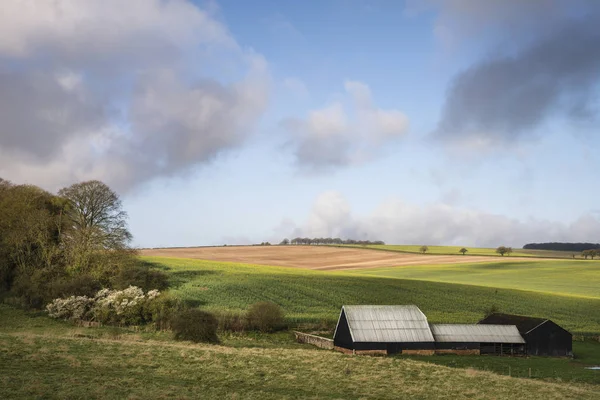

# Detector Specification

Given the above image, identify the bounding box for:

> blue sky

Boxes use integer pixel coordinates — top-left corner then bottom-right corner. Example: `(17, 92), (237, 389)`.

(1, 0), (599, 247)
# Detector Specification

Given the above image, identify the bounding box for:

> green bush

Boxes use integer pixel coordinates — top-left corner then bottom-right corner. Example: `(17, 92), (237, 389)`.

(110, 264), (169, 292)
(50, 274), (101, 298)
(171, 309), (219, 343)
(246, 301), (285, 333)
(147, 293), (184, 330)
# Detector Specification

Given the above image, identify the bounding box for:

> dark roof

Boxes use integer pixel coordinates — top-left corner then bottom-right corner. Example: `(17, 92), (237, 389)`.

(478, 313), (548, 334)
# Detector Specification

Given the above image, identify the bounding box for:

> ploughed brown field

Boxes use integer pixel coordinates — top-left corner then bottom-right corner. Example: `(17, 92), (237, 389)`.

(140, 245), (533, 270)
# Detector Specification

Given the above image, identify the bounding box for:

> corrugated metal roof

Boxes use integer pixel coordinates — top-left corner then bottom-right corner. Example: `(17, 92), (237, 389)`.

(343, 305), (435, 343)
(430, 324), (525, 343)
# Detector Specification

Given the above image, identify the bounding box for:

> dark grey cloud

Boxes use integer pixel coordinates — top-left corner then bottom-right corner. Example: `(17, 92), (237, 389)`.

(413, 0), (600, 145)
(0, 1), (268, 192)
(0, 70), (107, 160)
(435, 21), (600, 143)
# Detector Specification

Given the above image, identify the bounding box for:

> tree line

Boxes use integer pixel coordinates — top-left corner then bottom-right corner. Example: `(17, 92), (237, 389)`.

(279, 237), (385, 246)
(523, 242), (600, 252)
(0, 178), (166, 309)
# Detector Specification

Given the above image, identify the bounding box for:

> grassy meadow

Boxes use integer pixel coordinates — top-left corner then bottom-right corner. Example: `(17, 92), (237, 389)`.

(3, 253), (600, 399)
(1, 305), (599, 399)
(148, 256), (600, 335)
(351, 260), (600, 299)
(342, 244), (577, 258)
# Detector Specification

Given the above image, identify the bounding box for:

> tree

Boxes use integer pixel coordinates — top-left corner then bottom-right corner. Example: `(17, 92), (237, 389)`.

(496, 246), (508, 256)
(420, 245), (429, 254)
(582, 250), (590, 259)
(459, 248), (468, 255)
(506, 247), (513, 256)
(59, 180), (132, 273)
(279, 238), (290, 245)
(590, 250), (597, 260)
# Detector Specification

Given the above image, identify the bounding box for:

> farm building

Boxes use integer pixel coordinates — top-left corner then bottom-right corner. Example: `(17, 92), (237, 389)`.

(430, 324), (526, 355)
(478, 313), (572, 357)
(333, 305), (435, 355)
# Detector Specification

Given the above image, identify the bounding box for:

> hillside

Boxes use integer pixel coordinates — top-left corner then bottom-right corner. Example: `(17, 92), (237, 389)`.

(150, 257), (600, 334)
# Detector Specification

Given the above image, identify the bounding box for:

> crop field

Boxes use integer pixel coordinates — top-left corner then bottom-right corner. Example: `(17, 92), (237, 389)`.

(341, 244), (577, 258)
(148, 256), (600, 334)
(351, 260), (600, 298)
(1, 305), (599, 399)
(140, 245), (534, 270)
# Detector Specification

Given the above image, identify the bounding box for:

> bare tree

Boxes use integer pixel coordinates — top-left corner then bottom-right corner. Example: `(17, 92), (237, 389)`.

(59, 181), (132, 271)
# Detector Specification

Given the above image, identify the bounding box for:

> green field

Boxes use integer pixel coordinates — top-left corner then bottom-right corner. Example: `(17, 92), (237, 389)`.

(1, 305), (599, 399)
(149, 256), (600, 335)
(351, 260), (600, 299)
(3, 254), (600, 398)
(341, 244), (577, 258)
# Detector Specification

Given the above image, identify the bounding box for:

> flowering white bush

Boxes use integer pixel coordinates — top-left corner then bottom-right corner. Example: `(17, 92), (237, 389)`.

(46, 286), (163, 326)
(46, 296), (94, 321)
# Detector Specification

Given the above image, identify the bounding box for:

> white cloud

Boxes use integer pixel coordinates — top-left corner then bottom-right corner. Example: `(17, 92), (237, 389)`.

(283, 81), (409, 170)
(0, 0), (269, 192)
(284, 191), (600, 247)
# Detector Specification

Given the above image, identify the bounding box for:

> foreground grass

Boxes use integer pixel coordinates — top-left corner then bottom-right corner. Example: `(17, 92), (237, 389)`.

(147, 257), (600, 334)
(405, 339), (600, 385)
(341, 244), (576, 258)
(350, 260), (600, 299)
(1, 306), (598, 399)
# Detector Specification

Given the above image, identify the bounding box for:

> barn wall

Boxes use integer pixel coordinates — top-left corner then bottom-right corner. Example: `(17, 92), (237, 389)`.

(434, 342), (480, 350)
(333, 310), (353, 349)
(525, 321), (572, 357)
(435, 349), (480, 355)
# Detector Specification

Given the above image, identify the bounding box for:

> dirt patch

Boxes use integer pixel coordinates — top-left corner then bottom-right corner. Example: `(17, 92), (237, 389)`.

(140, 246), (535, 271)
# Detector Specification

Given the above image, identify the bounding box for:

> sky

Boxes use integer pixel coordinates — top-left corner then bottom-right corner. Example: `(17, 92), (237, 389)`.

(1, 0), (599, 248)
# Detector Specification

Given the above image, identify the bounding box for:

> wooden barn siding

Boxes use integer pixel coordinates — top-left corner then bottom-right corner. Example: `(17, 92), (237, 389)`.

(525, 321), (573, 357)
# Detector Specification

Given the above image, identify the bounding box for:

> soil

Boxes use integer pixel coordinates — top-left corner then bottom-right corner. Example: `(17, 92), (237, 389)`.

(140, 245), (534, 271)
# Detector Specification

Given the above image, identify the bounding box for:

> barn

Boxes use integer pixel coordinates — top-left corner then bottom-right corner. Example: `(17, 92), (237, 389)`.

(430, 324), (526, 355)
(478, 313), (572, 357)
(333, 305), (435, 355)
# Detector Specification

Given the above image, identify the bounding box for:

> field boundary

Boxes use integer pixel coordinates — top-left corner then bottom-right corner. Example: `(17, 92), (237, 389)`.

(294, 331), (334, 349)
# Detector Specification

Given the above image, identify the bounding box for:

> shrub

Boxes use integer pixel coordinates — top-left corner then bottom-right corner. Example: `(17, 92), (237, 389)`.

(111, 264), (169, 292)
(46, 296), (95, 320)
(246, 301), (285, 333)
(171, 309), (219, 343)
(46, 286), (164, 327)
(50, 274), (101, 299)
(93, 286), (153, 326)
(11, 267), (59, 309)
(147, 293), (184, 330)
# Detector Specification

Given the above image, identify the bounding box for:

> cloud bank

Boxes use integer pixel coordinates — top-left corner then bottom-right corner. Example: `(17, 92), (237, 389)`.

(0, 0), (269, 191)
(285, 191), (600, 248)
(283, 81), (409, 170)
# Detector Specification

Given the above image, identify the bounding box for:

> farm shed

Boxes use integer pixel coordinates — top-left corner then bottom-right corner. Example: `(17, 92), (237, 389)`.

(478, 313), (572, 357)
(333, 305), (435, 355)
(430, 324), (526, 355)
